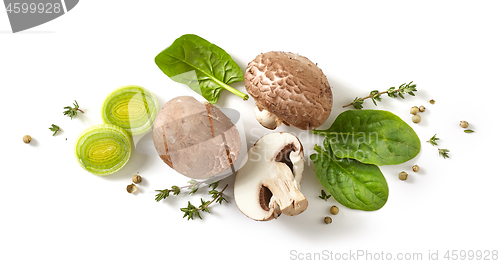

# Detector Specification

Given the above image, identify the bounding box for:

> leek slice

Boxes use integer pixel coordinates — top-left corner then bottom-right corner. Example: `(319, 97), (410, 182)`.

(75, 124), (132, 176)
(101, 85), (159, 135)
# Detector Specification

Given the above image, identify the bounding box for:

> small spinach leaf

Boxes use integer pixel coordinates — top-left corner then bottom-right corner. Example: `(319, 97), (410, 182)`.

(155, 34), (248, 104)
(311, 143), (389, 211)
(312, 110), (420, 165)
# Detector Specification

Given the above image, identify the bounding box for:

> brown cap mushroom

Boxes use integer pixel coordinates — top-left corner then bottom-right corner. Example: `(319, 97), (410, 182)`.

(152, 96), (241, 179)
(234, 132), (308, 221)
(245, 51), (333, 130)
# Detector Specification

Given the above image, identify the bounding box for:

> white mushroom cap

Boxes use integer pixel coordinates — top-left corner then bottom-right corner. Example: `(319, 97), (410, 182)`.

(245, 51), (333, 130)
(234, 132), (308, 221)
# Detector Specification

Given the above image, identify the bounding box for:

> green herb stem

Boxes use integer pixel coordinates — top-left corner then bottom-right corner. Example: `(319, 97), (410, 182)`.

(213, 78), (249, 100)
(155, 185), (188, 201)
(342, 91), (389, 108)
(313, 144), (323, 154)
(343, 82), (417, 109)
(181, 184), (229, 220)
(200, 184), (228, 210)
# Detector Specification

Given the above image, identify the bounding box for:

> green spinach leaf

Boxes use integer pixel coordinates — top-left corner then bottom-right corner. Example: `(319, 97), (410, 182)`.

(311, 143), (389, 211)
(155, 34), (248, 104)
(312, 110), (420, 165)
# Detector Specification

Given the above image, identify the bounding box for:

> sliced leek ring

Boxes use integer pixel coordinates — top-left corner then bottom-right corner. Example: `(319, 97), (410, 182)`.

(75, 124), (132, 176)
(101, 85), (159, 135)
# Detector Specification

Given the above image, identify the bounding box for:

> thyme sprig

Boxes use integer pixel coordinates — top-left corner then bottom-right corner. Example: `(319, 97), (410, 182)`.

(49, 124), (62, 136)
(343, 82), (417, 109)
(181, 184), (228, 220)
(63, 100), (84, 119)
(155, 180), (228, 220)
(154, 180), (203, 201)
(319, 190), (331, 201)
(438, 148), (450, 159)
(427, 135), (450, 159)
(427, 134), (439, 146)
(154, 185), (182, 201)
(187, 179), (199, 195)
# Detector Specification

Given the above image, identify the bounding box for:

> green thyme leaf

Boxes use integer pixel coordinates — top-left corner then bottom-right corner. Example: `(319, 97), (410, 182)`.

(352, 97), (364, 109)
(427, 134), (439, 146)
(438, 148), (450, 159)
(49, 124), (61, 136)
(63, 100), (84, 119)
(319, 190), (331, 201)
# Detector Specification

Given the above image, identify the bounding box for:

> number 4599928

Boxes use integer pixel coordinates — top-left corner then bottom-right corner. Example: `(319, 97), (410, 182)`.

(6, 2), (63, 14)
(444, 250), (498, 261)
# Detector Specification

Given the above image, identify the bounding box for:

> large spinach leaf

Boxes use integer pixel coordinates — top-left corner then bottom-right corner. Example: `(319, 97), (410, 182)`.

(312, 110), (420, 165)
(311, 142), (389, 211)
(155, 34), (248, 104)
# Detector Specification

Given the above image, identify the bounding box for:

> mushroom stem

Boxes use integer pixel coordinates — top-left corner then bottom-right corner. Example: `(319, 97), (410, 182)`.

(264, 165), (308, 216)
(254, 106), (280, 130)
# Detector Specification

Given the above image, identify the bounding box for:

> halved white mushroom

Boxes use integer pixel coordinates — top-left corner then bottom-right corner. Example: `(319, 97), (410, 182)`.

(234, 132), (308, 221)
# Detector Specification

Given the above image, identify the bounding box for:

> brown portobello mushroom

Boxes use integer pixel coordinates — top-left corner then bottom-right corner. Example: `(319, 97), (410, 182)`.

(152, 96), (241, 179)
(245, 51), (333, 130)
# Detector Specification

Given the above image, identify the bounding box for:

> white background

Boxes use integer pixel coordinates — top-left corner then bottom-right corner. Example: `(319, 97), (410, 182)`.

(1, 1), (499, 263)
